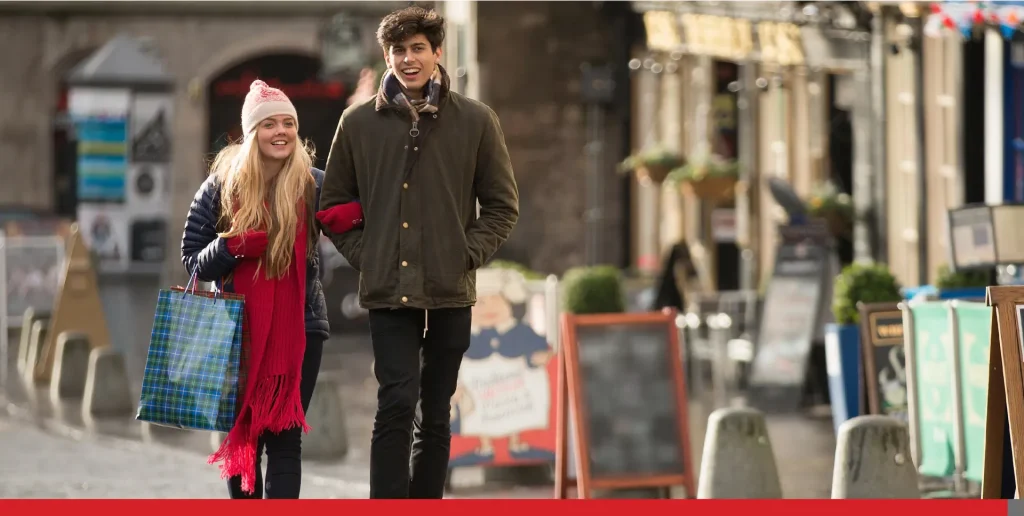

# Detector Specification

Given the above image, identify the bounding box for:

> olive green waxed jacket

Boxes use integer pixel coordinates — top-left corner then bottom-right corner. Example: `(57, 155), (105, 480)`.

(320, 66), (519, 310)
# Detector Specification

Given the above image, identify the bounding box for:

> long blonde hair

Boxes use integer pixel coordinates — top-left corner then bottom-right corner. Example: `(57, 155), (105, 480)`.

(210, 132), (317, 279)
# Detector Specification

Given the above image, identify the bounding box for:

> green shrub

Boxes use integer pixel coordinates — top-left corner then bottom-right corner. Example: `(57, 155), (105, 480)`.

(934, 264), (989, 290)
(832, 262), (902, 325)
(561, 265), (626, 315)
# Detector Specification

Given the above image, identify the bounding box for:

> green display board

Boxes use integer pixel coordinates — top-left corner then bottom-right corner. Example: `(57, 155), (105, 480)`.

(907, 301), (957, 479)
(952, 301), (992, 484)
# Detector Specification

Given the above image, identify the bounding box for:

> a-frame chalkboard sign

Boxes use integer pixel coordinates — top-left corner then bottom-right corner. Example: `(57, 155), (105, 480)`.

(554, 309), (695, 499)
(980, 286), (1024, 499)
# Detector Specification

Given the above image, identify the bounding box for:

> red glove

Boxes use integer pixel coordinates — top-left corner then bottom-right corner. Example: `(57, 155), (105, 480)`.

(226, 230), (268, 258)
(316, 201), (364, 234)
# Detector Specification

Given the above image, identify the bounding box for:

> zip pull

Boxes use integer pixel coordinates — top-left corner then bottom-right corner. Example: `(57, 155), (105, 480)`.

(409, 121), (420, 138)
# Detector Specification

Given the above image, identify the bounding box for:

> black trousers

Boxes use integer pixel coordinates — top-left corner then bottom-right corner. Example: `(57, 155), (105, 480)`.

(368, 307), (471, 499)
(227, 334), (324, 499)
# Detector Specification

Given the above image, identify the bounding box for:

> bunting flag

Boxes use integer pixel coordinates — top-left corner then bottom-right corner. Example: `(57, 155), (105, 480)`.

(926, 1), (1024, 40)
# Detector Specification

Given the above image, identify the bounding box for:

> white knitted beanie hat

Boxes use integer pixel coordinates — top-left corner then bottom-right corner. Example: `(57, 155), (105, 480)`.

(241, 79), (298, 136)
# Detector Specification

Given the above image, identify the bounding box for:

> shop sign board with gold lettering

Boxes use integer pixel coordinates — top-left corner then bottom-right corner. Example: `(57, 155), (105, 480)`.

(858, 302), (907, 420)
(643, 11), (682, 52)
(641, 8), (805, 66)
(680, 14), (753, 61)
(757, 21), (805, 66)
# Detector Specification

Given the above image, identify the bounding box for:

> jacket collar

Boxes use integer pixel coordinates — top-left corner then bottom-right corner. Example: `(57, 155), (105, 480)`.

(375, 63), (452, 112)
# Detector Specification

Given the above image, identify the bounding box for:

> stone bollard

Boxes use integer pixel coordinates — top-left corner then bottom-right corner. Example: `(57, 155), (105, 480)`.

(831, 415), (920, 499)
(16, 308), (49, 375)
(697, 407), (782, 499)
(303, 375), (349, 460)
(82, 347), (134, 417)
(22, 320), (48, 382)
(49, 332), (92, 403)
(210, 431), (227, 453)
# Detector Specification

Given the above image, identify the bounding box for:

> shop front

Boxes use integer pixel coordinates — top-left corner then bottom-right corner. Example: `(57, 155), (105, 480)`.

(628, 1), (878, 296)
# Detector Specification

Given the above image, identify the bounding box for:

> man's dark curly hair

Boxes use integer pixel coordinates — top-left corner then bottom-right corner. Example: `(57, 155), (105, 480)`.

(376, 6), (446, 52)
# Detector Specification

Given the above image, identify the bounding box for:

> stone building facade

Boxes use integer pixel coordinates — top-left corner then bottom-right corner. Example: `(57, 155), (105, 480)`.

(0, 1), (639, 283)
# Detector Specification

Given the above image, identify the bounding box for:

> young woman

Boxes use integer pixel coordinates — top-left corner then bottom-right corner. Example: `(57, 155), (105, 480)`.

(181, 79), (363, 499)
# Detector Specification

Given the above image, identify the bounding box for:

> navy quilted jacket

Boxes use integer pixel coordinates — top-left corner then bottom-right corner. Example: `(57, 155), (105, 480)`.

(180, 168), (330, 340)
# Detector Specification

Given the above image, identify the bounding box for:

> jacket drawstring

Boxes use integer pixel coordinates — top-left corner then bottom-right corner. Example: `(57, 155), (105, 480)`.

(423, 309), (429, 338)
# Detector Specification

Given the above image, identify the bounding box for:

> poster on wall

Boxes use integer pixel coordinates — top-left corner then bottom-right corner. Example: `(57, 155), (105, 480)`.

(126, 163), (169, 211)
(130, 93), (172, 163)
(76, 204), (130, 273)
(449, 268), (558, 468)
(69, 88), (131, 204)
(126, 93), (172, 272)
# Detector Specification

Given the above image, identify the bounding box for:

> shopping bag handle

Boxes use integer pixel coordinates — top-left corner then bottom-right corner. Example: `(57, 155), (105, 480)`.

(183, 265), (226, 299)
(184, 266), (200, 295)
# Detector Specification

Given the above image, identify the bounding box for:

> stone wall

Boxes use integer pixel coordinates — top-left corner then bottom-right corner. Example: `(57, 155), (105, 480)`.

(475, 1), (634, 275)
(0, 2), (636, 281)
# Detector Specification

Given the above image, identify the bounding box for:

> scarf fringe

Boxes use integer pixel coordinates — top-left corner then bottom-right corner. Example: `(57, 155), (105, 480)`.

(208, 373), (310, 494)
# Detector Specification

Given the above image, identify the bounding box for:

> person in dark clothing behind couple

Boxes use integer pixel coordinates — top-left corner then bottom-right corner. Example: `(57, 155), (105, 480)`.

(316, 6), (520, 499)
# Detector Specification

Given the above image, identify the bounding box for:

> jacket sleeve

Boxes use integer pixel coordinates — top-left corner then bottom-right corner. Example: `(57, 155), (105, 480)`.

(466, 108), (519, 270)
(320, 113), (364, 271)
(181, 175), (239, 282)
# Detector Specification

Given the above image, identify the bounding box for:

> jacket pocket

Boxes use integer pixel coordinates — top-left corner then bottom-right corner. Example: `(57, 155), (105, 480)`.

(425, 271), (468, 300)
(359, 264), (391, 301)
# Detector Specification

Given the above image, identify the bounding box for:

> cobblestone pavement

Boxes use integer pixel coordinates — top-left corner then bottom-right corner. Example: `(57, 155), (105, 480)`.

(2, 275), (841, 499)
(0, 414), (367, 499)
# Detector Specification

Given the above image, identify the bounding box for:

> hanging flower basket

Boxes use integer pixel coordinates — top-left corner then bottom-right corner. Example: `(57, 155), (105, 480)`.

(618, 147), (685, 185)
(635, 164), (674, 184)
(683, 175), (739, 200)
(806, 182), (854, 238)
(821, 210), (851, 237)
(668, 155), (740, 201)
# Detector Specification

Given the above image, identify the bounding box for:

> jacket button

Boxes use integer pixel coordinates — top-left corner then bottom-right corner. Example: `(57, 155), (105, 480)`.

(402, 222), (409, 228)
(432, 114), (438, 119)
(403, 183), (408, 189)
(413, 147), (419, 151)
(401, 296), (408, 303)
(402, 260), (408, 267)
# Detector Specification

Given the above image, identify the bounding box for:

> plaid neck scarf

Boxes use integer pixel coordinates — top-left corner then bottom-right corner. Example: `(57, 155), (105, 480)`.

(382, 65), (442, 121)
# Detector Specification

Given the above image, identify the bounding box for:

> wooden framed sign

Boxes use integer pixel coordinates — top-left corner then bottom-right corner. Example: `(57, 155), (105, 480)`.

(858, 302), (907, 420)
(981, 286), (1024, 499)
(554, 309), (694, 499)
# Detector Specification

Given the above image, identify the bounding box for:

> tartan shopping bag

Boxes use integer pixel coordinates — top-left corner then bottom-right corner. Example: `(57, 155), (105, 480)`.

(136, 280), (248, 433)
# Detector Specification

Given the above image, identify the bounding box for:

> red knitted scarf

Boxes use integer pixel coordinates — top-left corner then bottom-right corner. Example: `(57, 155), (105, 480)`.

(208, 203), (310, 494)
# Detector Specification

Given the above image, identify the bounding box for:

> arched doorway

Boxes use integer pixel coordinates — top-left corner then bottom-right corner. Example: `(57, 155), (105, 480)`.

(206, 53), (351, 170)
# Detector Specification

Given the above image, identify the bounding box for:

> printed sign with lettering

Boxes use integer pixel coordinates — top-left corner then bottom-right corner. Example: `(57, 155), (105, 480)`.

(905, 301), (956, 479)
(952, 301), (992, 484)
(860, 303), (908, 421)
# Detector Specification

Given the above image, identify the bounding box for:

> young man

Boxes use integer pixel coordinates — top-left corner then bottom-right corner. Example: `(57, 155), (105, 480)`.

(318, 6), (519, 499)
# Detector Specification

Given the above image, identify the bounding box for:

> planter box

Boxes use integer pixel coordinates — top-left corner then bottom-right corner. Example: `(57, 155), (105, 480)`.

(825, 323), (862, 435)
